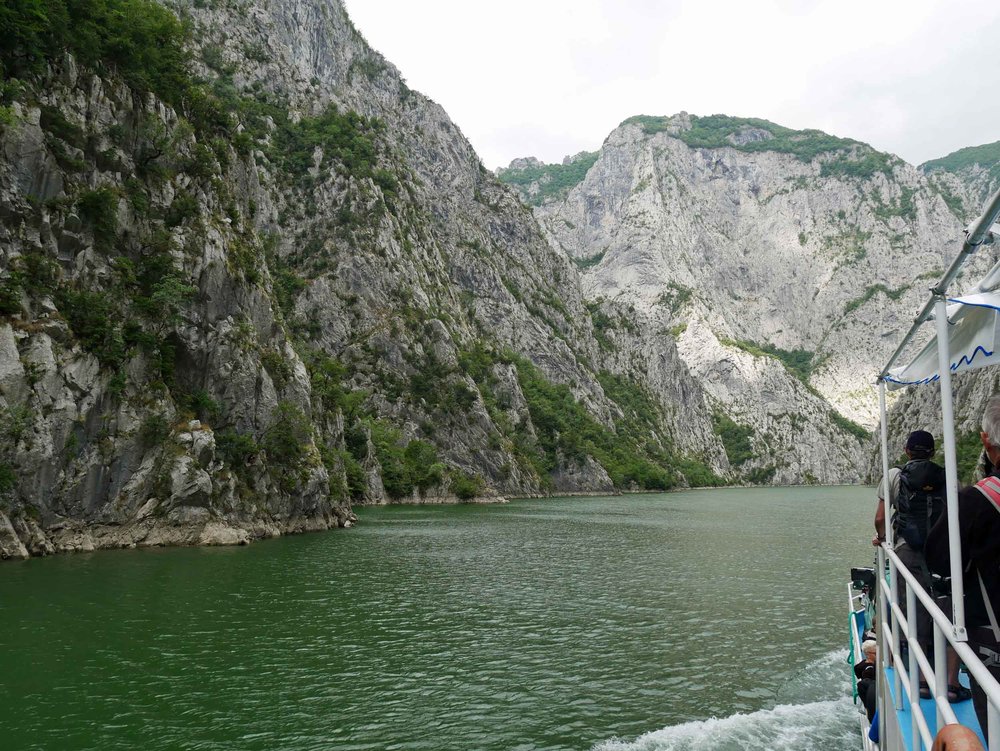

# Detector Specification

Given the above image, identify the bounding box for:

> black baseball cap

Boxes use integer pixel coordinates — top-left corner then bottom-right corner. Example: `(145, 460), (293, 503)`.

(905, 430), (935, 456)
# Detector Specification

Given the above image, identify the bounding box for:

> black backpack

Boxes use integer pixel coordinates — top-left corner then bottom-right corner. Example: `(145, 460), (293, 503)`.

(893, 459), (946, 550)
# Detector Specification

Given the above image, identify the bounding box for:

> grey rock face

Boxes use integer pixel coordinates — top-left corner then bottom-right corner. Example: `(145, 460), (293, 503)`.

(500, 116), (1000, 483)
(0, 54), (356, 556)
(507, 157), (543, 170)
(0, 513), (29, 560)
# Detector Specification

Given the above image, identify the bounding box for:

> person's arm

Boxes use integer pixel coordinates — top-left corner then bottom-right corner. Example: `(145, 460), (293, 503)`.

(873, 497), (886, 546)
(873, 469), (895, 546)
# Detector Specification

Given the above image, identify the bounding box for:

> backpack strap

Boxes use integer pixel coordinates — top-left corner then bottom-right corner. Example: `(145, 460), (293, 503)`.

(975, 476), (1000, 510)
(979, 572), (1000, 642)
(974, 477), (1000, 640)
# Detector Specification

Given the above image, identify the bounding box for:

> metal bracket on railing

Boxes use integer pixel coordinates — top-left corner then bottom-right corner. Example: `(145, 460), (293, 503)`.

(966, 221), (1000, 246)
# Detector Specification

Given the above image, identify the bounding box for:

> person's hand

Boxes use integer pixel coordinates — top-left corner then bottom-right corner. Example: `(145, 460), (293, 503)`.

(872, 535), (884, 547)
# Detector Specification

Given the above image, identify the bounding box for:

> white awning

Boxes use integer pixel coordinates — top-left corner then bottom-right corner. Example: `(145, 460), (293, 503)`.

(885, 291), (1000, 390)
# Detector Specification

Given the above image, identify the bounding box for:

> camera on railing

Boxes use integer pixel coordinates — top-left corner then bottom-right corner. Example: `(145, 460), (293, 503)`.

(852, 567), (876, 593)
(930, 572), (952, 597)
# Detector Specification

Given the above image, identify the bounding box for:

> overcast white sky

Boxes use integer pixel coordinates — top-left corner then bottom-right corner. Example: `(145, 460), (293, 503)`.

(343, 0), (1000, 171)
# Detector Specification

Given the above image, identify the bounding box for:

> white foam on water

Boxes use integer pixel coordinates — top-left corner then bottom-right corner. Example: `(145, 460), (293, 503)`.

(775, 649), (854, 704)
(593, 651), (862, 751)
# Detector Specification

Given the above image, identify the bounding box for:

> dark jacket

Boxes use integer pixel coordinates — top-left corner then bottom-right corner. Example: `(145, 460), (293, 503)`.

(925, 480), (1000, 629)
(854, 660), (875, 680)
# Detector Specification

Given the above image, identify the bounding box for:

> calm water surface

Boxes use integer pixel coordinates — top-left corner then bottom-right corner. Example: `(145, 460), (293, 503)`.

(0, 487), (873, 750)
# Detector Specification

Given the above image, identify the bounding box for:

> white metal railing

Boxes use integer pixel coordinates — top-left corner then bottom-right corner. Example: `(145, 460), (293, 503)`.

(876, 542), (1000, 749)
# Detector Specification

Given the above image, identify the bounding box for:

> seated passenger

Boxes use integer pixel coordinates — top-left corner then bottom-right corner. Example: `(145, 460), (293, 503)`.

(855, 639), (877, 720)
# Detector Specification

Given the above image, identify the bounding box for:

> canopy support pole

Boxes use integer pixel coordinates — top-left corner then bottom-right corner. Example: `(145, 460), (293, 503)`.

(934, 294), (967, 640)
(880, 382), (893, 548)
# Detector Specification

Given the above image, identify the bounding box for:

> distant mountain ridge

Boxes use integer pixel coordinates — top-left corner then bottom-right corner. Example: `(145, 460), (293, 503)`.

(495, 151), (599, 206)
(922, 140), (1000, 175)
(499, 111), (1000, 482)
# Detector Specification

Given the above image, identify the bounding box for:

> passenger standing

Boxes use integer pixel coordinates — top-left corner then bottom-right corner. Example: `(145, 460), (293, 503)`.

(873, 430), (950, 695)
(927, 396), (1000, 731)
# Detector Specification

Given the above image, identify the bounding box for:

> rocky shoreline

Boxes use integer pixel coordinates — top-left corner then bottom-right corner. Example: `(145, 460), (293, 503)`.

(0, 506), (356, 561)
(0, 490), (604, 560)
(0, 492), (511, 561)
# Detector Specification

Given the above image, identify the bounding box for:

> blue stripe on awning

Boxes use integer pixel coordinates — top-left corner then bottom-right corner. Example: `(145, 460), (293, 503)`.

(883, 345), (996, 386)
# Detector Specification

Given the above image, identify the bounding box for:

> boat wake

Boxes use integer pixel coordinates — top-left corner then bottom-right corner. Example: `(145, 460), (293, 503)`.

(593, 651), (861, 751)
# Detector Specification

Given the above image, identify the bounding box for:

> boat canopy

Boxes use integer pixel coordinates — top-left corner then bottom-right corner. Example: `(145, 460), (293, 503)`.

(885, 290), (1000, 390)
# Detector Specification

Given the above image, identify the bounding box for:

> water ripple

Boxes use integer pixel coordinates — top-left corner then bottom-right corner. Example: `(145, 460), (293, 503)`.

(0, 488), (872, 750)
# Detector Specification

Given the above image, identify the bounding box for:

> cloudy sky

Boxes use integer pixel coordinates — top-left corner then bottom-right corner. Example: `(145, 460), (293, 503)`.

(342, 0), (1000, 171)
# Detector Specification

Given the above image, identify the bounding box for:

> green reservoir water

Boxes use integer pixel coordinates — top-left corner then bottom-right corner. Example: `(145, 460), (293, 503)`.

(0, 487), (873, 751)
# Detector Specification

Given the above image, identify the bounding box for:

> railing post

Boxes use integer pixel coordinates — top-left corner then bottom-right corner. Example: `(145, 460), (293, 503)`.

(890, 559), (903, 710)
(908, 586), (921, 748)
(989, 700), (999, 750)
(934, 295), (967, 641)
(933, 623), (946, 733)
(880, 382), (893, 549)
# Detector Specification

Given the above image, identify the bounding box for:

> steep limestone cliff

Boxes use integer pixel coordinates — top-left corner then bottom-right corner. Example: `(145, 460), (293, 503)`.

(862, 140), (1000, 481)
(500, 114), (1000, 484)
(0, 0), (726, 559)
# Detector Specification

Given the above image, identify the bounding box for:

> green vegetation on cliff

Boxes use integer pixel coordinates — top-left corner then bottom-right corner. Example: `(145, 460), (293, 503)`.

(623, 114), (896, 178)
(820, 151), (897, 180)
(366, 421), (446, 500)
(712, 411), (754, 467)
(459, 343), (721, 489)
(956, 430), (986, 485)
(0, 0), (393, 185)
(1, 0), (189, 103)
(922, 141), (1000, 175)
(496, 152), (599, 206)
(720, 337), (818, 384)
(54, 232), (196, 389)
(829, 411), (870, 443)
(843, 283), (909, 316)
(271, 106), (387, 182)
(303, 347), (483, 502)
(626, 114), (851, 159)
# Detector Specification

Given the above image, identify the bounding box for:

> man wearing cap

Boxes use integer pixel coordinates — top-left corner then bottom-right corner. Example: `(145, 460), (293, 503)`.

(874, 430), (946, 551)
(874, 430), (950, 696)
